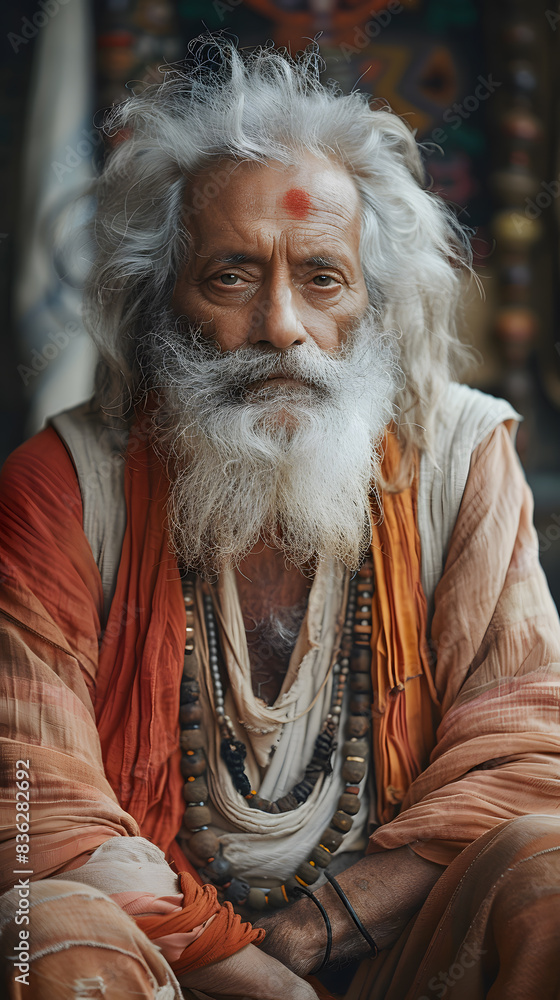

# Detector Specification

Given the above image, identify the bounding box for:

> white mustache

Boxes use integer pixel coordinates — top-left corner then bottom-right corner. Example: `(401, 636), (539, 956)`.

(146, 311), (391, 412)
(142, 307), (398, 577)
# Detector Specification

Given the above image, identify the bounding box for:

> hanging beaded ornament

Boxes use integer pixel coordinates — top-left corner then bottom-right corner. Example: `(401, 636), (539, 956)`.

(178, 559), (374, 911)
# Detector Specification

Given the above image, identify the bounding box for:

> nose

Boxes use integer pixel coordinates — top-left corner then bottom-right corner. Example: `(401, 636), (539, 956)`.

(247, 283), (307, 350)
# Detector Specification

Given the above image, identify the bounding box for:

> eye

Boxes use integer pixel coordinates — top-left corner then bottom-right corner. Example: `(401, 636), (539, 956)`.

(219, 273), (240, 285)
(312, 275), (336, 287)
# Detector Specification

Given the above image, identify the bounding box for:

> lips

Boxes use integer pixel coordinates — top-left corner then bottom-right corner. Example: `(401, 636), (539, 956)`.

(246, 374), (301, 391)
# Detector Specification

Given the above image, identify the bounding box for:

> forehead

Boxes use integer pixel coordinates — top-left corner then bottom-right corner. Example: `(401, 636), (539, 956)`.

(183, 155), (363, 258)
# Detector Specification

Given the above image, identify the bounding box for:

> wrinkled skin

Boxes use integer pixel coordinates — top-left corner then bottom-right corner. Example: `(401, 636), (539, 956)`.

(172, 157), (444, 987)
(180, 943), (319, 999)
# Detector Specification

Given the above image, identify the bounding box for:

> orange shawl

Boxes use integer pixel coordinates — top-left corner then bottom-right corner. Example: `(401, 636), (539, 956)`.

(369, 434), (441, 825)
(0, 421), (436, 880)
(91, 424), (441, 847)
(94, 423), (439, 845)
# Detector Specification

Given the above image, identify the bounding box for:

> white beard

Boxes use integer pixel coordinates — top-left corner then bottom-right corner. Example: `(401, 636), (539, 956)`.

(143, 308), (397, 578)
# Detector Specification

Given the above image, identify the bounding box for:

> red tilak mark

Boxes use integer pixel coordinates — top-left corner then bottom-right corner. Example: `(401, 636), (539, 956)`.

(282, 188), (312, 219)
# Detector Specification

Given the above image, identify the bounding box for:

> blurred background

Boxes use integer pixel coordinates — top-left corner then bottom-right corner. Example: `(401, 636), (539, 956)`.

(1, 0), (559, 605)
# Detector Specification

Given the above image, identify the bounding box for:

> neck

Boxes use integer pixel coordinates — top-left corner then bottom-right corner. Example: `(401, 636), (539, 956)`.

(234, 541), (313, 704)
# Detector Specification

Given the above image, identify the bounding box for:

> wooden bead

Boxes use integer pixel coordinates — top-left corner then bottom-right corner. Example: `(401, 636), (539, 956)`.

(338, 793), (361, 815)
(295, 861), (320, 885)
(182, 805), (212, 830)
(342, 758), (367, 783)
(180, 728), (205, 751)
(247, 888), (267, 911)
(266, 887), (290, 908)
(180, 749), (206, 777)
(180, 679), (200, 704)
(331, 810), (354, 833)
(353, 624), (372, 637)
(320, 827), (344, 852)
(224, 878), (250, 905)
(180, 702), (202, 726)
(183, 776), (208, 802)
(248, 795), (271, 812)
(202, 852), (231, 884)
(310, 845), (332, 868)
(349, 672), (370, 693)
(284, 876), (304, 895)
(342, 739), (368, 759)
(350, 647), (371, 673)
(276, 793), (300, 812)
(182, 651), (199, 679)
(349, 693), (371, 716)
(347, 715), (370, 738)
(188, 828), (219, 862)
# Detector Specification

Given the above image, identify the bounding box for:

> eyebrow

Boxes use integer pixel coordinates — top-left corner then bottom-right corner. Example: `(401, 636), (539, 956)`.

(303, 255), (346, 269)
(211, 252), (349, 270)
(213, 252), (249, 265)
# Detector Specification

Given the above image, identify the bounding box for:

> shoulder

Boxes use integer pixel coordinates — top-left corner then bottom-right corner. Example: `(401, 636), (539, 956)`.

(428, 382), (520, 479)
(0, 409), (105, 641)
(417, 383), (521, 616)
(1, 424), (82, 524)
(49, 401), (129, 618)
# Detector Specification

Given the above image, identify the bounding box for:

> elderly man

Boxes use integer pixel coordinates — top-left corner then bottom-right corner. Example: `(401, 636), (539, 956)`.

(1, 39), (560, 1000)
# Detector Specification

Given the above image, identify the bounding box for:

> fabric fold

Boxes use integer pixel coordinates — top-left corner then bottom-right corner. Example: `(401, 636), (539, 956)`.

(369, 430), (441, 824)
(368, 424), (560, 864)
(134, 871), (264, 974)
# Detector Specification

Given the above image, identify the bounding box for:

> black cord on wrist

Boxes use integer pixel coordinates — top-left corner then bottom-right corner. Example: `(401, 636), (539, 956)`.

(323, 869), (379, 958)
(293, 885), (332, 974)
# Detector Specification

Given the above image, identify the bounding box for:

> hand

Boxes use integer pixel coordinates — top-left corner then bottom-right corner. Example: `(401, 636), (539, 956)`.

(179, 943), (319, 999)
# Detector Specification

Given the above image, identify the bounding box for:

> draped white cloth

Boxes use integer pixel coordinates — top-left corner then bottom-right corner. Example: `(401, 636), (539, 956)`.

(187, 561), (372, 885)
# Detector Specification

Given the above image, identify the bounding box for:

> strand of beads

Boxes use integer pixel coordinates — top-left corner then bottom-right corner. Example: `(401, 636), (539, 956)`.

(245, 557), (374, 912)
(179, 585), (249, 903)
(205, 586), (344, 815)
(179, 577), (221, 865)
(178, 559), (374, 912)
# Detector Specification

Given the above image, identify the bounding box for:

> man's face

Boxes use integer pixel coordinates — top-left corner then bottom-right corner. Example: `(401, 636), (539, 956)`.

(171, 155), (369, 367)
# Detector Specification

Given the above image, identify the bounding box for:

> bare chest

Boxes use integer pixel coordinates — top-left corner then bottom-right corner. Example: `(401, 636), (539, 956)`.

(234, 547), (312, 705)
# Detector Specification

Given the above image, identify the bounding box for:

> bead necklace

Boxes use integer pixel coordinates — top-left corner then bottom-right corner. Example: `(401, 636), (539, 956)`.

(178, 558), (374, 911)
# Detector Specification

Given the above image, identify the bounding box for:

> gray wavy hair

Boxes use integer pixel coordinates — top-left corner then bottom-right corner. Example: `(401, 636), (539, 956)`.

(84, 38), (474, 481)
